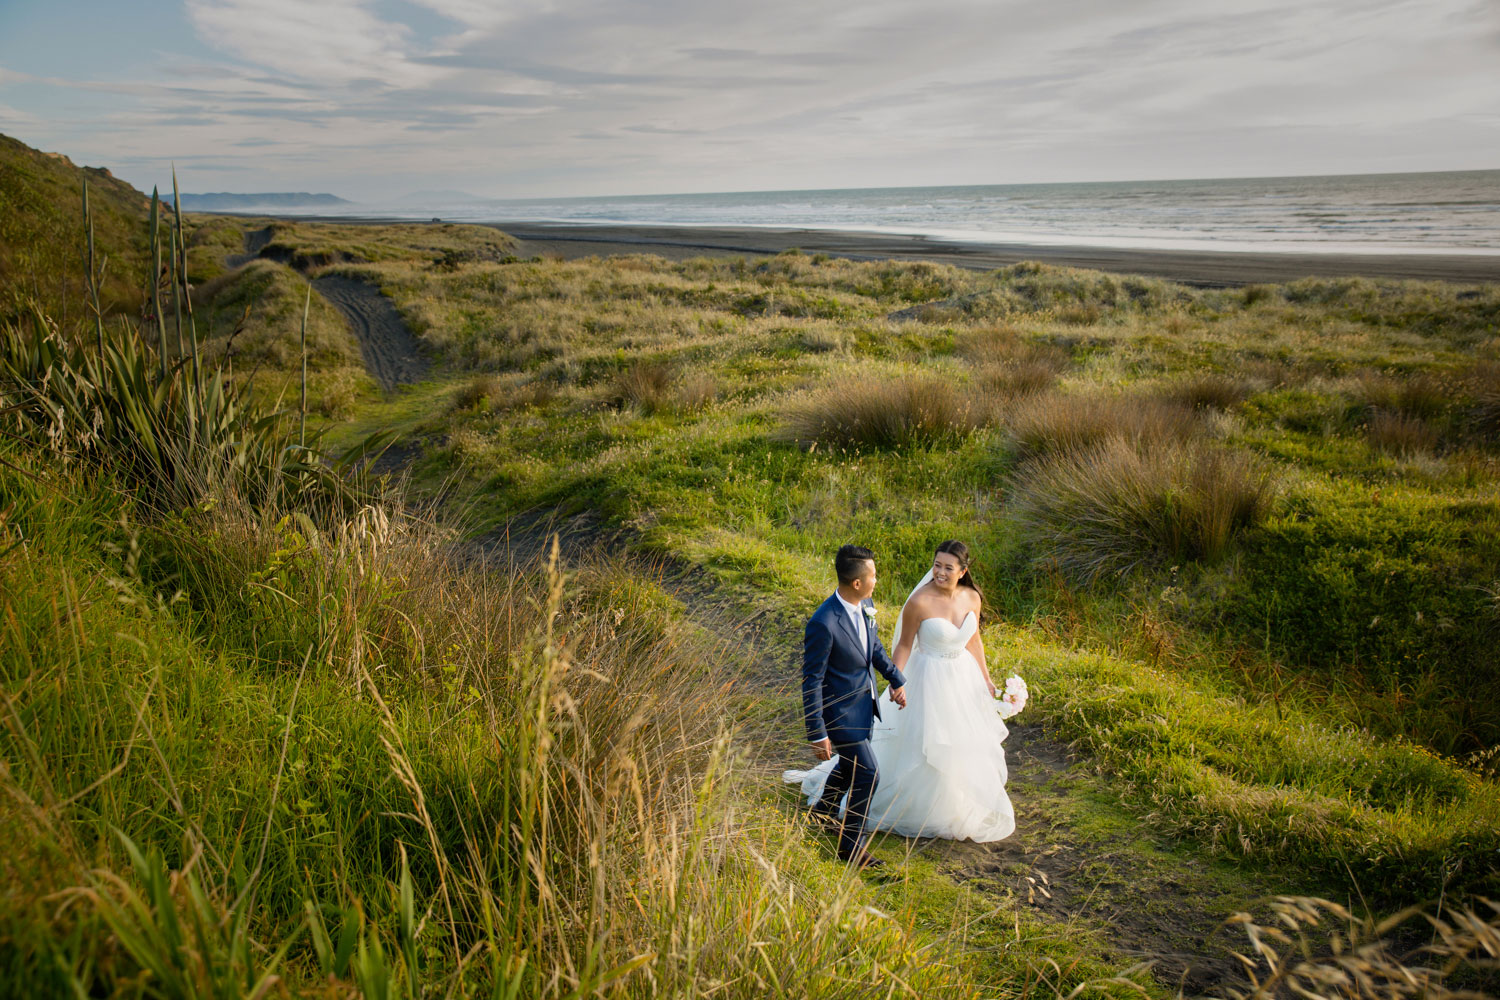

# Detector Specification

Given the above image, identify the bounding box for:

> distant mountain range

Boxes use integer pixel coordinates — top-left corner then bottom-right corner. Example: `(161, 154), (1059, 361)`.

(177, 192), (353, 210)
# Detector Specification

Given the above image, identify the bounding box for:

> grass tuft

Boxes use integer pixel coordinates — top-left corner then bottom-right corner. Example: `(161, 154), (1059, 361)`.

(1004, 391), (1201, 458)
(1365, 409), (1439, 456)
(782, 373), (990, 449)
(1011, 437), (1276, 583)
(1163, 373), (1253, 411)
(611, 358), (717, 415)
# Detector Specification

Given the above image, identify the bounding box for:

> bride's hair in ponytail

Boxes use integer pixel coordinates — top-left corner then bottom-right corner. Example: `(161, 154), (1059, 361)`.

(935, 540), (982, 603)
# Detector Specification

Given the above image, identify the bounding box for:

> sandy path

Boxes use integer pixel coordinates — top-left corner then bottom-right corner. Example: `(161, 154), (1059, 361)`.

(226, 228), (430, 393)
(311, 275), (429, 393)
(224, 226), (273, 269)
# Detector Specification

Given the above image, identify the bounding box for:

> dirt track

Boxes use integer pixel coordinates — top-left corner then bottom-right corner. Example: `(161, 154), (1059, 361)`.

(228, 228), (429, 393)
(311, 275), (429, 392)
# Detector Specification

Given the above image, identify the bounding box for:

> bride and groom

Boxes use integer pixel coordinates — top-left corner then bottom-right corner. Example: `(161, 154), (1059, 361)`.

(786, 542), (1016, 868)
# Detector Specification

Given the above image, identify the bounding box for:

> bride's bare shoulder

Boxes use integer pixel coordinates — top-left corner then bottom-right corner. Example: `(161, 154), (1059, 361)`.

(904, 586), (941, 614)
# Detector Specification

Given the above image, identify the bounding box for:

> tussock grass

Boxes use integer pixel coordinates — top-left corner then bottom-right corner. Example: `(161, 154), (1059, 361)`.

(1011, 437), (1276, 583)
(782, 373), (991, 449)
(448, 372), (556, 414)
(1355, 371), (1452, 420)
(1163, 373), (1253, 411)
(1004, 391), (1202, 458)
(611, 358), (717, 415)
(957, 326), (1071, 397)
(1466, 361), (1500, 440)
(1365, 409), (1439, 456)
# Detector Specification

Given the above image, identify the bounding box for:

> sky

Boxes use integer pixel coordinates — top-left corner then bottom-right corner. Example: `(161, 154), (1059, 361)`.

(0, 0), (1497, 202)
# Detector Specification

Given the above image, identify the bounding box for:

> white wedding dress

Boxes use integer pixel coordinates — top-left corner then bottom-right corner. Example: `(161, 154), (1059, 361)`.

(786, 590), (1016, 843)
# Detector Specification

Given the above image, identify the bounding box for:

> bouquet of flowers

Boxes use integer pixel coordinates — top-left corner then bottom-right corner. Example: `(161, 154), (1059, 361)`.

(995, 675), (1028, 720)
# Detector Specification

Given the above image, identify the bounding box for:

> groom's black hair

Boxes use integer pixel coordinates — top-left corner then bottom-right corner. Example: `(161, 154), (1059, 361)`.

(835, 544), (876, 585)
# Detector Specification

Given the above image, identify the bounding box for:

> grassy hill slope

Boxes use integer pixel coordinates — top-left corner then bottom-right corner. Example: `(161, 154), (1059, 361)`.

(0, 132), (151, 322)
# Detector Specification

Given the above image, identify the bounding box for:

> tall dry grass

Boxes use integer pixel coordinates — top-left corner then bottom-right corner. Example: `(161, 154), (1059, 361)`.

(956, 327), (1072, 398)
(1366, 410), (1440, 456)
(1004, 391), (1201, 459)
(0, 463), (990, 997)
(1217, 895), (1500, 1000)
(1011, 437), (1277, 583)
(782, 373), (992, 449)
(1466, 361), (1500, 441)
(1164, 373), (1254, 412)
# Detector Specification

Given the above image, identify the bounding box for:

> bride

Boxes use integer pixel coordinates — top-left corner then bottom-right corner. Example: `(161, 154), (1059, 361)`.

(786, 540), (1016, 843)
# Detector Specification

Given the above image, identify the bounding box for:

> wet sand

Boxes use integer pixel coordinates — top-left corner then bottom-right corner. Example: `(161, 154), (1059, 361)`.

(495, 221), (1500, 287)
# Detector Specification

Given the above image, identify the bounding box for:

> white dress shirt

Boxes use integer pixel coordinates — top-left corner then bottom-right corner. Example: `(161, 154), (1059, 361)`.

(834, 591), (868, 656)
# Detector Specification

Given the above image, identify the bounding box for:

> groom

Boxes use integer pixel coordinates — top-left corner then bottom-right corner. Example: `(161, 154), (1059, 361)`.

(802, 544), (907, 868)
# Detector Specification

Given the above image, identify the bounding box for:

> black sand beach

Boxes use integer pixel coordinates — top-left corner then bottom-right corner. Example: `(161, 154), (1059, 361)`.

(493, 221), (1500, 287)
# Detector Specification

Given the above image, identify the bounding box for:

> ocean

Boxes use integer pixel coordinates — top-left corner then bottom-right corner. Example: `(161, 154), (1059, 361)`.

(329, 170), (1500, 255)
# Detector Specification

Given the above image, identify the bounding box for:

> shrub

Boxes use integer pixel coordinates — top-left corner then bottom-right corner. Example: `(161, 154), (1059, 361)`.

(1004, 392), (1200, 458)
(782, 373), (990, 449)
(0, 303), (386, 513)
(1163, 373), (1252, 411)
(315, 368), (360, 419)
(1010, 437), (1275, 584)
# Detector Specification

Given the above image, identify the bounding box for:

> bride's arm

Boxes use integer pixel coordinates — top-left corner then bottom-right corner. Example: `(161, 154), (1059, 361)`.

(891, 598), (921, 674)
(965, 601), (997, 698)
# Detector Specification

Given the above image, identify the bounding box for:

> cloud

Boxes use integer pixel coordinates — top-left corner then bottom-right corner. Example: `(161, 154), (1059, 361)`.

(185, 0), (434, 86)
(2, 0), (1495, 199)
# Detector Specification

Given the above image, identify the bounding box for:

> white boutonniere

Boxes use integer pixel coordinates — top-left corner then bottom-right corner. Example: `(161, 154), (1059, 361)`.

(862, 605), (877, 621)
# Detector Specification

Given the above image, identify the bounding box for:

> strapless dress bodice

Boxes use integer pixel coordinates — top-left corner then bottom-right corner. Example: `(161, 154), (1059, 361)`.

(915, 611), (977, 658)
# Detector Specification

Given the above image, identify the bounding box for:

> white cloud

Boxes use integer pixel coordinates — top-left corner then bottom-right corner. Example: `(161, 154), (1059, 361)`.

(185, 0), (436, 86)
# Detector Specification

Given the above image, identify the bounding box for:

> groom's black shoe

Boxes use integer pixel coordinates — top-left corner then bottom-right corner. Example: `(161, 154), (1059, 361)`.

(838, 848), (885, 870)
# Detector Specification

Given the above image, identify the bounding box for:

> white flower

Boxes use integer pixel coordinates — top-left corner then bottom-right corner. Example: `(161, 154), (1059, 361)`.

(995, 674), (1029, 720)
(862, 605), (877, 619)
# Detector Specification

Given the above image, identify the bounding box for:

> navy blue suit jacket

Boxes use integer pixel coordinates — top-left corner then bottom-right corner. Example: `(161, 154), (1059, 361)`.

(802, 593), (907, 745)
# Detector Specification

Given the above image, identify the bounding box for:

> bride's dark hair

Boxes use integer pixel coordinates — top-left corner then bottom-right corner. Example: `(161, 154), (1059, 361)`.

(934, 540), (982, 603)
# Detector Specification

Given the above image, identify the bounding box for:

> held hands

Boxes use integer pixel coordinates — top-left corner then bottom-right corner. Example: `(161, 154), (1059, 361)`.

(890, 685), (907, 709)
(812, 738), (834, 761)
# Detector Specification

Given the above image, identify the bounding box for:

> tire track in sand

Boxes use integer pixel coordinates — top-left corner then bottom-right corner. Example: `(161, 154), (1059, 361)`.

(311, 274), (430, 393)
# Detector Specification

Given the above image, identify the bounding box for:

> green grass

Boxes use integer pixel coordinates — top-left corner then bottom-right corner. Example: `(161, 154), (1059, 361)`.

(315, 247), (1500, 914)
(0, 131), (151, 322)
(6, 147), (1500, 996)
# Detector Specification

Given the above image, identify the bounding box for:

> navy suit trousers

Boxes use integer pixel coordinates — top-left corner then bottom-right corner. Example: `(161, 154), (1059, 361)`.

(818, 737), (879, 858)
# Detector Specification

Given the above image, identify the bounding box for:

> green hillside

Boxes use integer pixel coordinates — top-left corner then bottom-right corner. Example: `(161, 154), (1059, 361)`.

(0, 132), (153, 323)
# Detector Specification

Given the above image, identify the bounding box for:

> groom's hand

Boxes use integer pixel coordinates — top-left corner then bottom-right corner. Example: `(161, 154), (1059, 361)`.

(812, 738), (834, 761)
(890, 685), (907, 709)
